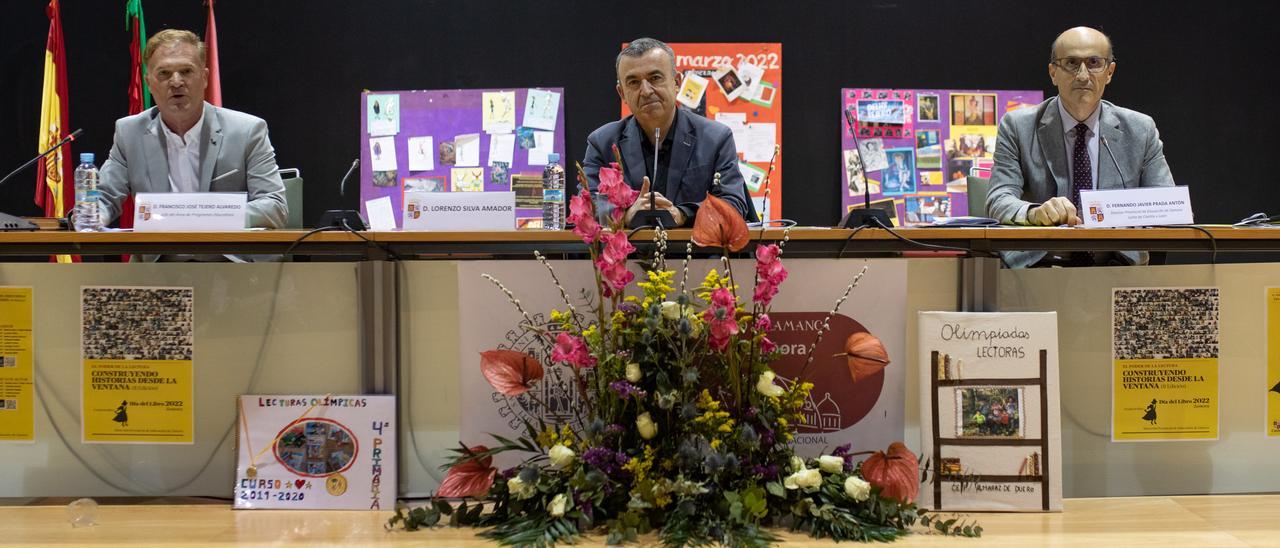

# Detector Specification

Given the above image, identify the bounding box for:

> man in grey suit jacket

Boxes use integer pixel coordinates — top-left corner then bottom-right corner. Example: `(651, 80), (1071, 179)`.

(97, 29), (286, 233)
(987, 27), (1174, 268)
(582, 38), (757, 226)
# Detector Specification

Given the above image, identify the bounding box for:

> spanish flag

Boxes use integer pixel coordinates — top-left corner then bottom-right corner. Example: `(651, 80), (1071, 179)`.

(35, 0), (71, 221)
(204, 0), (221, 106)
(35, 0), (74, 263)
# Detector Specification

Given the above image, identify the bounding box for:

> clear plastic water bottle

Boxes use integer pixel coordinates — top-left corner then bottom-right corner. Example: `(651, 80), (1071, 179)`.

(73, 152), (101, 232)
(541, 153), (565, 230)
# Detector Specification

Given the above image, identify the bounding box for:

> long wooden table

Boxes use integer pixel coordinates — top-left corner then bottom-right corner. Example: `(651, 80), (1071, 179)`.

(1, 226), (1277, 257)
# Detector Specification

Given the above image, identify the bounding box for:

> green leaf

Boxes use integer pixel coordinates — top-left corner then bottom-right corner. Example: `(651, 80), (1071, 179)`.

(433, 498), (453, 516)
(766, 481), (785, 498)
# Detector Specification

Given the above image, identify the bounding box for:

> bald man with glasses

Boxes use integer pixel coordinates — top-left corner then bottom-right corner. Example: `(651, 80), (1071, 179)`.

(986, 26), (1175, 268)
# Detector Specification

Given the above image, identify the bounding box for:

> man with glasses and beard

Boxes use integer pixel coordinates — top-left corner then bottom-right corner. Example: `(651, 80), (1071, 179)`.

(986, 27), (1175, 268)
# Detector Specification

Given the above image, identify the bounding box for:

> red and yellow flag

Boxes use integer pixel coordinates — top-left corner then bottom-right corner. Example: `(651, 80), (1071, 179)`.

(35, 0), (71, 221)
(204, 0), (221, 106)
(126, 0), (150, 114)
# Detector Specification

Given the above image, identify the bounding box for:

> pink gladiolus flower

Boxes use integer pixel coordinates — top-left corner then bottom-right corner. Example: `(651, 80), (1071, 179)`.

(753, 244), (789, 308)
(600, 230), (634, 265)
(569, 191), (601, 243)
(551, 332), (597, 369)
(596, 258), (635, 296)
(703, 287), (740, 351)
(760, 336), (777, 354)
(597, 163), (637, 213)
(755, 313), (772, 332)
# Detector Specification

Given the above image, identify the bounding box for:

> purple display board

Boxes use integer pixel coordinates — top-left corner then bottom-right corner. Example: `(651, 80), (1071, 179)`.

(360, 88), (566, 228)
(840, 88), (1042, 225)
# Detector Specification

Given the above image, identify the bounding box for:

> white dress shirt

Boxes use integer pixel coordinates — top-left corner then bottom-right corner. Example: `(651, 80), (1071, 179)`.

(1014, 101), (1102, 224)
(160, 112), (205, 193)
(1058, 100), (1100, 189)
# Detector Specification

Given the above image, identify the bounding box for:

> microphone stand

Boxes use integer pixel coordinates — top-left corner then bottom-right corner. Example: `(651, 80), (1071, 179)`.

(318, 158), (367, 230)
(841, 108), (891, 229)
(0, 128), (83, 231)
(629, 126), (677, 229)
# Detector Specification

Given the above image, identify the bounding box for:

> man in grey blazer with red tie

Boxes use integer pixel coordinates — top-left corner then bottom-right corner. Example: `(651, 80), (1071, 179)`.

(986, 27), (1175, 268)
(97, 29), (287, 233)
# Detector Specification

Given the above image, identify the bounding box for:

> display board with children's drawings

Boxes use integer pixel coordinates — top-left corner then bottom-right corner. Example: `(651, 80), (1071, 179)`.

(361, 88), (566, 229)
(840, 88), (1042, 225)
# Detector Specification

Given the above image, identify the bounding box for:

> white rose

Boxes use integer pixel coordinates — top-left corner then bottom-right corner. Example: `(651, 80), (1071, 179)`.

(844, 476), (871, 501)
(756, 371), (785, 398)
(548, 444), (576, 469)
(797, 468), (822, 489)
(661, 301), (682, 320)
(507, 475), (535, 500)
(625, 362), (642, 383)
(817, 455), (845, 474)
(789, 455), (806, 473)
(636, 412), (658, 440)
(548, 493), (570, 517)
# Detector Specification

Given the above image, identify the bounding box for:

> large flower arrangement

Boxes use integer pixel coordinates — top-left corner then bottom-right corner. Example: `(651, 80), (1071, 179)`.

(390, 156), (979, 545)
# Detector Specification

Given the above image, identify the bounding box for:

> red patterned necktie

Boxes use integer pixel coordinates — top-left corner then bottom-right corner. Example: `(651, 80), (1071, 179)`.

(1070, 122), (1092, 209)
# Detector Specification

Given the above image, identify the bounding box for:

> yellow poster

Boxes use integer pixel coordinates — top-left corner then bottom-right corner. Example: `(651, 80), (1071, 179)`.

(1111, 288), (1220, 441)
(0, 287), (35, 442)
(81, 287), (194, 444)
(1267, 288), (1280, 437)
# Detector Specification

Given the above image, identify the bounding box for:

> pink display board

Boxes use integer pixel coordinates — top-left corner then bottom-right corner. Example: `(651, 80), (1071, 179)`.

(840, 88), (1042, 225)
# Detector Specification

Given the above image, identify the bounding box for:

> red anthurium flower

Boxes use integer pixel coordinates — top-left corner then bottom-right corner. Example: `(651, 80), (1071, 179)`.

(479, 350), (544, 396)
(844, 332), (889, 383)
(861, 442), (919, 503)
(691, 194), (749, 252)
(437, 446), (497, 498)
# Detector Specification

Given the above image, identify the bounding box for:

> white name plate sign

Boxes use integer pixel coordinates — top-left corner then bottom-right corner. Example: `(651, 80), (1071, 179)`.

(133, 192), (247, 231)
(1081, 186), (1193, 228)
(403, 191), (515, 231)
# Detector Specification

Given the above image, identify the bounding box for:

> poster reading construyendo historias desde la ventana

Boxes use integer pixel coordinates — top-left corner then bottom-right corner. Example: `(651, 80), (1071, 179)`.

(81, 286), (194, 444)
(1112, 287), (1220, 442)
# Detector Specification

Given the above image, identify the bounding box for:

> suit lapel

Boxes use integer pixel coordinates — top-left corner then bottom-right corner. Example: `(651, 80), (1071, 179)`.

(198, 103), (222, 192)
(664, 110), (696, 202)
(1097, 102), (1127, 188)
(143, 110), (170, 193)
(1036, 98), (1070, 199)
(617, 118), (648, 189)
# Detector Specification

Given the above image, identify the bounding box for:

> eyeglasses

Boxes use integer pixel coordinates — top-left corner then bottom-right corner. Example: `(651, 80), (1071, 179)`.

(1052, 56), (1114, 74)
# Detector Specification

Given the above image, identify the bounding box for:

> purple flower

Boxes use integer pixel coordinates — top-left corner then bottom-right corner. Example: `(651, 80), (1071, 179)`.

(832, 443), (852, 457)
(609, 380), (648, 400)
(618, 302), (642, 314)
(500, 467), (520, 479)
(606, 423), (626, 435)
(582, 447), (631, 477)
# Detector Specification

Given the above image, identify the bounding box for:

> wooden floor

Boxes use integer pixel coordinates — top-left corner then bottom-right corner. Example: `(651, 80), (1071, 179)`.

(0, 495), (1276, 547)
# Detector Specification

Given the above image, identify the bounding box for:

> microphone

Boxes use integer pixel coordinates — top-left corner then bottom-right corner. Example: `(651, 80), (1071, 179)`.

(1100, 136), (1125, 186)
(338, 158), (359, 197)
(627, 125), (676, 229)
(650, 127), (660, 213)
(318, 157), (367, 230)
(841, 108), (891, 229)
(0, 128), (83, 231)
(0, 128), (83, 190)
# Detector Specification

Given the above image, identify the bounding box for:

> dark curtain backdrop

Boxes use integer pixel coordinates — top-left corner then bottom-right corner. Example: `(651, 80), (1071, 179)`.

(2, 1), (1276, 230)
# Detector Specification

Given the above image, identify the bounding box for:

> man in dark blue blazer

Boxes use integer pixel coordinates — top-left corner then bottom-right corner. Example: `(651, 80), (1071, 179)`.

(582, 38), (757, 226)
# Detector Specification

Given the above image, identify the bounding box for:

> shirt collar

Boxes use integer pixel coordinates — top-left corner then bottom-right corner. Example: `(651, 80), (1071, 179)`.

(160, 108), (206, 146)
(1058, 99), (1101, 137)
